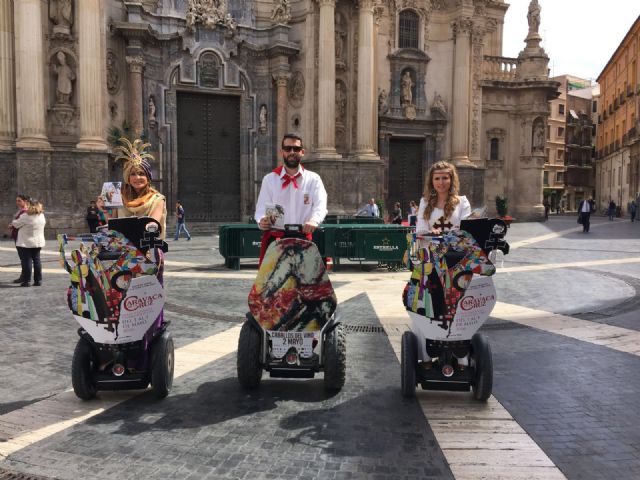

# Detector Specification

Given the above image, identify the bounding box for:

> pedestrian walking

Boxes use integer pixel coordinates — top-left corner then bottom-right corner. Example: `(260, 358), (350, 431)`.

(630, 200), (637, 222)
(608, 200), (616, 221)
(543, 199), (550, 221)
(11, 198), (46, 287)
(578, 197), (594, 233)
(86, 200), (100, 233)
(255, 133), (327, 265)
(357, 198), (380, 217)
(174, 200), (191, 240)
(408, 200), (418, 226)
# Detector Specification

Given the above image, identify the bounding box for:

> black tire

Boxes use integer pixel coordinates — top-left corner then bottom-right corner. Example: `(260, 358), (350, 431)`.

(71, 337), (97, 400)
(237, 320), (263, 389)
(471, 333), (493, 401)
(151, 331), (174, 399)
(401, 331), (418, 398)
(323, 324), (346, 392)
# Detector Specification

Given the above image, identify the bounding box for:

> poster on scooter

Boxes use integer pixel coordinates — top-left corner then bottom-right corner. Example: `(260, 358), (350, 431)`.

(73, 276), (164, 344)
(409, 276), (496, 341)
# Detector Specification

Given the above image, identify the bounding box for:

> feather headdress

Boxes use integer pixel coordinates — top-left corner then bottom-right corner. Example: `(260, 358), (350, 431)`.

(115, 137), (154, 183)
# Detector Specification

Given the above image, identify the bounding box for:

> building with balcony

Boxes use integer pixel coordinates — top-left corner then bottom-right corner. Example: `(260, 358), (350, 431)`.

(596, 15), (640, 214)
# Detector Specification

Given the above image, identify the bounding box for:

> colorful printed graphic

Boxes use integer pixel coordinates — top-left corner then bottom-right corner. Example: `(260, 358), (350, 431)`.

(403, 230), (496, 339)
(248, 237), (336, 332)
(58, 229), (164, 344)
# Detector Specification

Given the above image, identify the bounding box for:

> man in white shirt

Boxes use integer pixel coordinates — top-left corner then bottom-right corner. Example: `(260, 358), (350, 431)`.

(255, 133), (328, 263)
(578, 197), (594, 233)
(357, 198), (379, 217)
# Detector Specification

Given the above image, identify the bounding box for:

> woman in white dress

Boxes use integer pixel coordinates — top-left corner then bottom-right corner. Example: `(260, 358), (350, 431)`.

(416, 161), (471, 236)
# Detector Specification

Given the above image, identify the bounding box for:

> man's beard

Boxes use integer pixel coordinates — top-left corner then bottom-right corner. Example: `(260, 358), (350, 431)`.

(283, 155), (301, 169)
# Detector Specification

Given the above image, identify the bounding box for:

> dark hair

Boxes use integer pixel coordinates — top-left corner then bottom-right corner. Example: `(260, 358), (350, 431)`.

(281, 133), (303, 148)
(17, 194), (31, 202)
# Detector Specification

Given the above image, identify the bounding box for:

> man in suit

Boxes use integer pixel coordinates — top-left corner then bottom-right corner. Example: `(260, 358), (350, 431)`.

(578, 197), (595, 233)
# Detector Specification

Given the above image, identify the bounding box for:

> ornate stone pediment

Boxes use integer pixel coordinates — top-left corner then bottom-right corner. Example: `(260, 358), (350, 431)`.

(186, 0), (237, 32)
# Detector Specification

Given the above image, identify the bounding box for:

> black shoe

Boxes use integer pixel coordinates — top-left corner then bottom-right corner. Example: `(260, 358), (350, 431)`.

(33, 281), (42, 286)
(20, 282), (30, 287)
(13, 278), (24, 284)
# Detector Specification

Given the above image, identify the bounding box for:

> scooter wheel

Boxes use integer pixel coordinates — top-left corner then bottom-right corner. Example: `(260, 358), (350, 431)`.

(401, 331), (418, 398)
(71, 337), (97, 400)
(237, 320), (262, 389)
(471, 333), (493, 401)
(324, 324), (346, 392)
(151, 331), (174, 399)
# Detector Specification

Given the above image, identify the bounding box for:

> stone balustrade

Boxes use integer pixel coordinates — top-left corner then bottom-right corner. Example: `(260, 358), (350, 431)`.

(483, 55), (518, 81)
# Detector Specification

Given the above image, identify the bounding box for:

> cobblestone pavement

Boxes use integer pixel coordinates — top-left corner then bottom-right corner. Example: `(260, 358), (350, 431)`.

(0, 215), (639, 479)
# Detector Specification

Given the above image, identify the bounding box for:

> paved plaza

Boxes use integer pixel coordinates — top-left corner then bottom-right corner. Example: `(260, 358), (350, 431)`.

(1, 215), (640, 479)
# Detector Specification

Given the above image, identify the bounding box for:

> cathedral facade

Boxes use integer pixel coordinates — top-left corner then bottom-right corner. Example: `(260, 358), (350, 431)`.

(0, 0), (558, 232)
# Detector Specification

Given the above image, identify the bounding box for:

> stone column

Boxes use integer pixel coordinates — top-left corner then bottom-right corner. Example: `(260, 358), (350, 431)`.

(0, 0), (15, 148)
(77, 0), (107, 150)
(14, 0), (49, 149)
(355, 0), (377, 157)
(316, 0), (338, 155)
(127, 56), (145, 136)
(451, 18), (472, 164)
(274, 72), (290, 146)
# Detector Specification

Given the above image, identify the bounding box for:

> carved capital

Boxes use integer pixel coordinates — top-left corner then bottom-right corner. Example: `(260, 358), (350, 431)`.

(356, 0), (376, 12)
(451, 17), (473, 38)
(126, 56), (145, 73)
(472, 25), (485, 45)
(317, 0), (336, 8)
(273, 72), (291, 87)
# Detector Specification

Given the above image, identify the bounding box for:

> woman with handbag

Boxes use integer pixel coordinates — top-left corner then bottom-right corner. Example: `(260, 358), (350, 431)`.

(7, 194), (30, 284)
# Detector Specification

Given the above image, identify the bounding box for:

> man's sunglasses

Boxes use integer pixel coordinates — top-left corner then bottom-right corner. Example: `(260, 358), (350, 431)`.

(282, 146), (303, 152)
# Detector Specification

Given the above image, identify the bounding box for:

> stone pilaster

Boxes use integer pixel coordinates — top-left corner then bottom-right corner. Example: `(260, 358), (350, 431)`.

(451, 18), (472, 165)
(0, 0), (15, 149)
(355, 0), (378, 159)
(126, 56), (145, 136)
(273, 72), (290, 146)
(316, 0), (339, 156)
(76, 0), (107, 150)
(14, 0), (50, 149)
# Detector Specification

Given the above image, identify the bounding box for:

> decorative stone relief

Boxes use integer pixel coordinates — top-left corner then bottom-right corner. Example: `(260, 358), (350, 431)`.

(106, 50), (121, 95)
(336, 80), (348, 150)
(400, 70), (416, 119)
(109, 101), (118, 120)
(49, 0), (73, 37)
(148, 95), (157, 127)
(186, 0), (237, 32)
(271, 0), (291, 25)
(335, 13), (346, 67)
(288, 71), (305, 108)
(430, 91), (446, 115)
(470, 26), (484, 155)
(199, 52), (220, 88)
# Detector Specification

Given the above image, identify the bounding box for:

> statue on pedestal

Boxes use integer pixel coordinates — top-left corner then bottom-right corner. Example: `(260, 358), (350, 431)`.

(49, 0), (73, 36)
(53, 51), (74, 105)
(527, 0), (541, 36)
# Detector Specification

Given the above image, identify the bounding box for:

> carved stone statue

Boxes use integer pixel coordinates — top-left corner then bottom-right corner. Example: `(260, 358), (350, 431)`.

(259, 105), (267, 133)
(49, 0), (73, 36)
(532, 118), (545, 151)
(336, 82), (347, 122)
(148, 96), (157, 126)
(527, 0), (541, 36)
(271, 0), (291, 24)
(431, 92), (447, 113)
(186, 0), (234, 31)
(401, 71), (414, 106)
(378, 89), (389, 114)
(53, 51), (74, 105)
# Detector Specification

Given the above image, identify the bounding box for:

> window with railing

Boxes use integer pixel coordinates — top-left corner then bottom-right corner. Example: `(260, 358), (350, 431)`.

(399, 10), (419, 49)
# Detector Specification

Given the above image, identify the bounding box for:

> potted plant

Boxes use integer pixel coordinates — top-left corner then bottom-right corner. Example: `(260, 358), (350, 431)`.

(495, 195), (514, 226)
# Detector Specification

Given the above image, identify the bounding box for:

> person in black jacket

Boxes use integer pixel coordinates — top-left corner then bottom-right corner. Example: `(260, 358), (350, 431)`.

(86, 200), (99, 233)
(578, 197), (595, 233)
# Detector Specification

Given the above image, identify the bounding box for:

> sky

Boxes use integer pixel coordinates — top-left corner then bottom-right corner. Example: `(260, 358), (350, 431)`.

(502, 0), (640, 83)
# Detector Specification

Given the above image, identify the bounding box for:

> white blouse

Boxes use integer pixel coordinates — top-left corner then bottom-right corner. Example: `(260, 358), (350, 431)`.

(415, 195), (471, 234)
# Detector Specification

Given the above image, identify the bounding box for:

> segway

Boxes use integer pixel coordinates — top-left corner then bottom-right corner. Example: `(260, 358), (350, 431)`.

(58, 216), (173, 400)
(237, 224), (346, 391)
(401, 218), (509, 401)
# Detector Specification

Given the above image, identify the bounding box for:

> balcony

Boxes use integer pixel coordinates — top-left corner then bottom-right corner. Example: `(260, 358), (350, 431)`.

(482, 56), (518, 81)
(628, 85), (634, 96)
(614, 98), (619, 109)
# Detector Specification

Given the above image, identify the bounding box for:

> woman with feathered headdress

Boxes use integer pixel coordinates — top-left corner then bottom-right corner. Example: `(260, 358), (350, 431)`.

(114, 138), (167, 238)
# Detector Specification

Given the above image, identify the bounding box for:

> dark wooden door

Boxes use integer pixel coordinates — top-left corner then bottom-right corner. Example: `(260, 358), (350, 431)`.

(388, 139), (424, 217)
(177, 92), (240, 222)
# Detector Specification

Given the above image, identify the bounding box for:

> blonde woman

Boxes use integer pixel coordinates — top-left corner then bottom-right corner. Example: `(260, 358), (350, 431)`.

(113, 138), (167, 238)
(12, 199), (46, 287)
(416, 161), (471, 235)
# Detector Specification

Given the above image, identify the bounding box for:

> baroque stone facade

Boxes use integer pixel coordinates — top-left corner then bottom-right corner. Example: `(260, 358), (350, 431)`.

(0, 0), (558, 234)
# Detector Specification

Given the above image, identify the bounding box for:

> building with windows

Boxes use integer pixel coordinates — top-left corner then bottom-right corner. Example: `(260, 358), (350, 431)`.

(595, 15), (640, 214)
(0, 0), (558, 232)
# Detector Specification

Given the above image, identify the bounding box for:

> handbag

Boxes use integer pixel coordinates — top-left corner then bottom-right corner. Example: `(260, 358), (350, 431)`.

(577, 214), (583, 224)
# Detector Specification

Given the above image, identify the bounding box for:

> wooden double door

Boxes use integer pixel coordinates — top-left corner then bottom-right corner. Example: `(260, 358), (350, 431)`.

(177, 92), (241, 222)
(388, 139), (425, 218)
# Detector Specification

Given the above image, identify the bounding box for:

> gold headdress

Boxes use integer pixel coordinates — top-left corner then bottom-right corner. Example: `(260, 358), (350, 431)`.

(115, 137), (154, 183)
